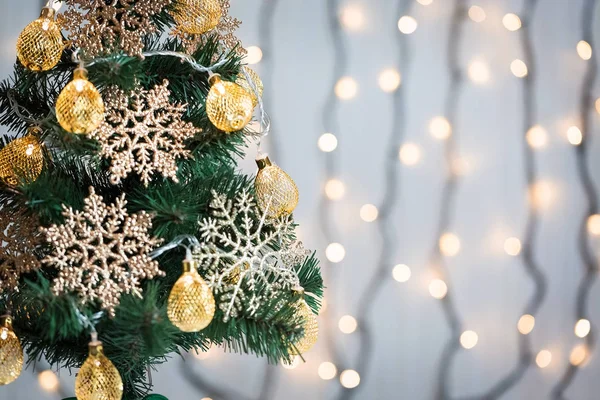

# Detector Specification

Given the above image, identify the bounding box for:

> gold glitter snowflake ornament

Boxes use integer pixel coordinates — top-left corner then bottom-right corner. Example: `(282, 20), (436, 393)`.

(60, 0), (171, 57)
(41, 187), (164, 316)
(215, 0), (245, 54)
(89, 80), (199, 187)
(0, 208), (42, 294)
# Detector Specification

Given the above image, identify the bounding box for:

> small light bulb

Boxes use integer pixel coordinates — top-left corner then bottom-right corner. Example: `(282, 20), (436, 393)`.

(325, 179), (346, 200)
(570, 344), (588, 366)
(529, 181), (554, 210)
(429, 116), (452, 140)
(526, 125), (548, 149)
(340, 370), (360, 389)
(504, 237), (522, 256)
(378, 68), (402, 92)
(575, 319), (591, 338)
(318, 133), (338, 152)
(517, 314), (535, 335)
(452, 157), (471, 176)
(460, 330), (478, 349)
(339, 315), (358, 334)
(429, 279), (448, 299)
(335, 77), (358, 100)
(360, 204), (379, 222)
(536, 350), (552, 368)
(503, 13), (522, 31)
(74, 80), (85, 93)
(215, 81), (226, 95)
(340, 6), (365, 31)
(245, 46), (263, 65)
(468, 5), (486, 23)
(25, 144), (35, 156)
(439, 233), (460, 257)
(577, 40), (593, 61)
(510, 59), (528, 78)
(417, 0), (433, 5)
(468, 60), (490, 84)
(38, 370), (59, 392)
(398, 16), (418, 34)
(567, 126), (583, 146)
(326, 243), (346, 263)
(399, 143), (422, 166)
(392, 264), (411, 283)
(318, 362), (337, 380)
(587, 214), (600, 235)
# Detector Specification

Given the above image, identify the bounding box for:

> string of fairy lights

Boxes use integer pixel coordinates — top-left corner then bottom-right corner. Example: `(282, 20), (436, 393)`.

(428, 1), (469, 398)
(461, 0), (549, 397)
(552, 0), (599, 397)
(336, 0), (413, 399)
(316, 0), (353, 390)
(23, 0), (600, 398)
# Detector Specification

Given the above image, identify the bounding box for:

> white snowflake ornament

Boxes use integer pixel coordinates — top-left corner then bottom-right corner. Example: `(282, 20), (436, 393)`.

(194, 190), (310, 320)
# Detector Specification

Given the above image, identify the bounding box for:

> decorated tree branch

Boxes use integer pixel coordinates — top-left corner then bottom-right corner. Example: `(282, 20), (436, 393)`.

(0, 1), (323, 399)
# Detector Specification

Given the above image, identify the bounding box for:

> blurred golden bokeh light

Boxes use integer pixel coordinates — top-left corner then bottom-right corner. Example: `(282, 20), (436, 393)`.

(429, 279), (448, 299)
(460, 330), (478, 349)
(398, 16), (418, 34)
(335, 76), (358, 100)
(536, 350), (552, 368)
(468, 6), (486, 23)
(503, 13), (522, 31)
(439, 233), (461, 257)
(504, 237), (522, 256)
(378, 68), (402, 92)
(340, 370), (361, 389)
(360, 204), (379, 222)
(326, 243), (346, 263)
(392, 264), (411, 283)
(399, 143), (422, 166)
(517, 314), (535, 335)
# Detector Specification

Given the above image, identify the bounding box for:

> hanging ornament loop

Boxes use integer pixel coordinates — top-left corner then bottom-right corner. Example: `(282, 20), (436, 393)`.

(240, 66), (271, 151)
(0, 314), (13, 328)
(39, 7), (56, 19)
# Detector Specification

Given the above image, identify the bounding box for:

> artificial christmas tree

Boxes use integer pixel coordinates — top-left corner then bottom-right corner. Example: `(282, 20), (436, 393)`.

(0, 1), (323, 398)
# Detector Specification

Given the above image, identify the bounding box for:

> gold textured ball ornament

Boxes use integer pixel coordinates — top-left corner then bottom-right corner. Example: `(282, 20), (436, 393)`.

(171, 0), (222, 34)
(236, 66), (264, 108)
(56, 68), (105, 134)
(206, 74), (254, 132)
(0, 315), (24, 386)
(290, 299), (319, 355)
(255, 155), (299, 219)
(0, 133), (44, 187)
(75, 340), (123, 400)
(168, 260), (216, 332)
(16, 7), (63, 72)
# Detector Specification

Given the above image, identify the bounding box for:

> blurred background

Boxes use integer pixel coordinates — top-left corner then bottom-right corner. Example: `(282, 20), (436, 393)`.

(3, 0), (600, 398)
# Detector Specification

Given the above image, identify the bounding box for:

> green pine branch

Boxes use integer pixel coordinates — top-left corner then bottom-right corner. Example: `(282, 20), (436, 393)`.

(0, 3), (323, 398)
